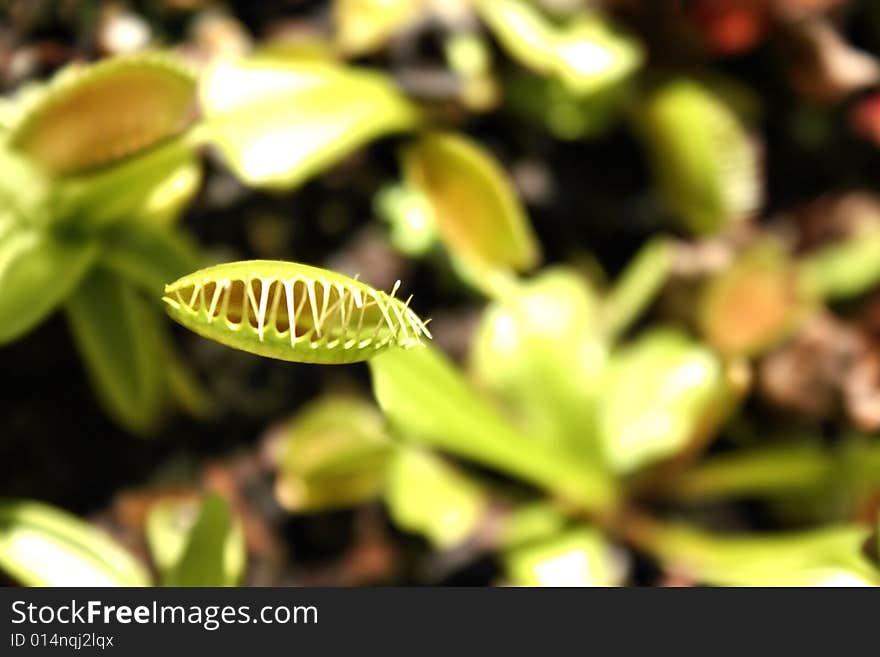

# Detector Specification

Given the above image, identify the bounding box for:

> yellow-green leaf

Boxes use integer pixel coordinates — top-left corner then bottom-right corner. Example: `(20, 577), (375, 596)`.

(0, 499), (149, 586)
(639, 79), (761, 235)
(801, 229), (880, 301)
(384, 448), (487, 549)
(99, 221), (201, 298)
(596, 328), (731, 474)
(66, 269), (165, 433)
(333, 0), (423, 56)
(403, 131), (540, 274)
(650, 522), (880, 587)
(200, 57), (420, 189)
(0, 224), (97, 344)
(274, 396), (394, 512)
(471, 268), (607, 459)
(149, 495), (245, 587)
(53, 138), (199, 232)
(478, 0), (642, 96)
(503, 527), (622, 587)
(9, 53), (198, 176)
(370, 345), (616, 512)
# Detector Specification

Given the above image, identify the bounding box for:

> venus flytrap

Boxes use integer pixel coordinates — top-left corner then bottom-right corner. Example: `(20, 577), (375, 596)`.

(698, 241), (809, 358)
(8, 54), (198, 176)
(637, 79), (761, 236)
(163, 260), (431, 364)
(695, 229), (880, 362)
(0, 53), (205, 432)
(401, 131), (541, 279)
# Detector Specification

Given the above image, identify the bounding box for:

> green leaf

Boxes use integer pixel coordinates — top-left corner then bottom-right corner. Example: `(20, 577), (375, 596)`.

(596, 328), (731, 474)
(9, 53), (198, 177)
(471, 268), (607, 459)
(65, 268), (165, 433)
(638, 79), (761, 235)
(156, 328), (216, 420)
(200, 57), (420, 189)
(384, 448), (487, 549)
(99, 221), (201, 297)
(497, 502), (570, 550)
(506, 73), (634, 141)
(333, 0), (422, 56)
(369, 345), (616, 513)
(274, 396), (394, 512)
(801, 229), (880, 301)
(53, 138), (199, 232)
(0, 499), (150, 586)
(603, 238), (673, 338)
(477, 0), (642, 96)
(649, 522), (880, 587)
(402, 131), (541, 274)
(672, 440), (880, 504)
(374, 181), (438, 257)
(0, 223), (97, 344)
(0, 143), (53, 225)
(673, 443), (834, 502)
(150, 495), (245, 587)
(503, 527), (622, 586)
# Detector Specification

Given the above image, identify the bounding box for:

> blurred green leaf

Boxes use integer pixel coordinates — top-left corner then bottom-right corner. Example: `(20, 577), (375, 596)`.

(478, 0), (642, 96)
(375, 181), (438, 257)
(0, 499), (149, 586)
(8, 53), (197, 177)
(596, 328), (731, 474)
(507, 72), (634, 140)
(65, 268), (164, 434)
(200, 57), (420, 189)
(0, 224), (97, 344)
(699, 241), (807, 357)
(603, 238), (673, 338)
(671, 443), (837, 502)
(385, 448), (487, 549)
(370, 345), (616, 513)
(333, 0), (421, 56)
(503, 527), (622, 586)
(498, 502), (569, 550)
(53, 138), (198, 232)
(650, 522), (880, 587)
(274, 397), (394, 512)
(639, 79), (761, 235)
(0, 144), (52, 225)
(98, 221), (201, 298)
(403, 131), (540, 275)
(156, 329), (216, 420)
(801, 229), (880, 301)
(151, 495), (245, 587)
(471, 268), (607, 459)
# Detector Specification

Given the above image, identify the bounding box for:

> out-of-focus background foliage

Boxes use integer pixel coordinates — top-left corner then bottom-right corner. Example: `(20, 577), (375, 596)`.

(2, 0), (880, 586)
